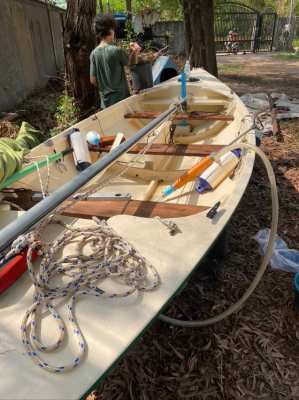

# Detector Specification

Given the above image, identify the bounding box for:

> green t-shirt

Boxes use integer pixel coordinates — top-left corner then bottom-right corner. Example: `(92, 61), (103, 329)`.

(90, 45), (130, 108)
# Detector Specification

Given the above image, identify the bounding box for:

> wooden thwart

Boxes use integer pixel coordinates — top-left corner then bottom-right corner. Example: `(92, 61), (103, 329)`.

(90, 143), (224, 157)
(124, 111), (234, 121)
(62, 199), (209, 219)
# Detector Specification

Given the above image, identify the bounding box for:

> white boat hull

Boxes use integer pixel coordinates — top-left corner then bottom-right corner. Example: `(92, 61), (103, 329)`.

(0, 68), (255, 400)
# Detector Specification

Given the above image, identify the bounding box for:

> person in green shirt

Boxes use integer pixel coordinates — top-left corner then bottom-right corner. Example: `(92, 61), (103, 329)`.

(90, 15), (140, 109)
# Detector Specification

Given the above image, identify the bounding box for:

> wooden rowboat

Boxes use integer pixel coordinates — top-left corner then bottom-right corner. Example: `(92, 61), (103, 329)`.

(0, 68), (255, 400)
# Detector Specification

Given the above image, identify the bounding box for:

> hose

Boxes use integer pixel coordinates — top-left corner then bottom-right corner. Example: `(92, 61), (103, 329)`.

(159, 142), (279, 327)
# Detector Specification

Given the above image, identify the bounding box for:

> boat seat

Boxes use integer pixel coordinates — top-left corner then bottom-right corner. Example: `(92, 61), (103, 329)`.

(89, 143), (224, 157)
(124, 111), (233, 122)
(62, 199), (209, 219)
(141, 98), (229, 107)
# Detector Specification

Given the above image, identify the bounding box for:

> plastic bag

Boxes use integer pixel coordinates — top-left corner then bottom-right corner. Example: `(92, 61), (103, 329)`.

(254, 228), (299, 273)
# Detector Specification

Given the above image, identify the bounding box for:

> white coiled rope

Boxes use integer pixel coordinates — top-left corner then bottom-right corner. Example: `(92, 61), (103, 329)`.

(21, 217), (159, 373)
(19, 118), (171, 372)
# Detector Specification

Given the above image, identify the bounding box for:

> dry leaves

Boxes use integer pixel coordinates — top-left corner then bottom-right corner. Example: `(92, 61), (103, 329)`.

(0, 121), (18, 138)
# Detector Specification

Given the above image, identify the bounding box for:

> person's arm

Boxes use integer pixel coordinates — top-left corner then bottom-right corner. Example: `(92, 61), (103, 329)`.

(90, 52), (97, 87)
(128, 51), (138, 66)
(121, 42), (141, 65)
(117, 43), (141, 67)
(90, 75), (97, 87)
(128, 43), (141, 66)
(118, 47), (134, 66)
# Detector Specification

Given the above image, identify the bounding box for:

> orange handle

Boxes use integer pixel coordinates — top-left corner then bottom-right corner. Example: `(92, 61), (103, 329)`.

(174, 156), (214, 190)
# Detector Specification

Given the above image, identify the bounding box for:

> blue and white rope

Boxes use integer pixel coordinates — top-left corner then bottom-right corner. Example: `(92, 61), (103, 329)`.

(21, 217), (160, 373)
(20, 123), (169, 372)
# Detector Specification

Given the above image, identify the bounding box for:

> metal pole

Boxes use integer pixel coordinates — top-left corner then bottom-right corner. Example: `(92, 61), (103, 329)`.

(0, 104), (180, 253)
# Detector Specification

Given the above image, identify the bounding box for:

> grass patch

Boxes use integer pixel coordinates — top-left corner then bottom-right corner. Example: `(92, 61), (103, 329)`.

(293, 38), (299, 48)
(218, 64), (242, 73)
(274, 52), (299, 61)
(12, 81), (79, 140)
(49, 93), (79, 137)
(221, 73), (266, 86)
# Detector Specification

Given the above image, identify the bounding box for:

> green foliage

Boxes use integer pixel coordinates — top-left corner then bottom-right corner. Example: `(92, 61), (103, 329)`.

(95, 0), (182, 20)
(55, 0), (299, 16)
(49, 0), (67, 9)
(50, 93), (79, 137)
(274, 51), (299, 60)
(124, 19), (135, 41)
(215, 0), (299, 15)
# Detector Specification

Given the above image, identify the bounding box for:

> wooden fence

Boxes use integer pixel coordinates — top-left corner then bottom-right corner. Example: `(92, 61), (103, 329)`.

(0, 0), (64, 111)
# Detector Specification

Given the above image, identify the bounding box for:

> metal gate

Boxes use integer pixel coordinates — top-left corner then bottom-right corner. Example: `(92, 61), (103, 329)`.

(215, 2), (277, 53)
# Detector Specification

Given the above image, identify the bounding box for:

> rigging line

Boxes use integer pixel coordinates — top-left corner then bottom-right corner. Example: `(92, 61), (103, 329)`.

(47, 123), (166, 224)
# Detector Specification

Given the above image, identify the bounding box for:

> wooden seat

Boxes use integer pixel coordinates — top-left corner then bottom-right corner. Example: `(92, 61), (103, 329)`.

(62, 199), (209, 219)
(124, 111), (233, 121)
(140, 98), (229, 107)
(89, 143), (224, 157)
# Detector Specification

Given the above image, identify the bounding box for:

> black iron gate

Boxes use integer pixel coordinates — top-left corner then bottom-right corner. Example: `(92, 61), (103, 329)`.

(215, 2), (277, 53)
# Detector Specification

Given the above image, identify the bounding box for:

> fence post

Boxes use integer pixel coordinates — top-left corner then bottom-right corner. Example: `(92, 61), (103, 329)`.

(46, 3), (58, 72)
(270, 13), (277, 51)
(253, 13), (262, 52)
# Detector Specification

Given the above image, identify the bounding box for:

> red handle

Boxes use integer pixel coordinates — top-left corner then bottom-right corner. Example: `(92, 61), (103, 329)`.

(0, 249), (38, 294)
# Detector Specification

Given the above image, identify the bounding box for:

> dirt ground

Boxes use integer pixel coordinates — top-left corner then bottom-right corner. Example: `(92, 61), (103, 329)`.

(90, 54), (299, 400)
(218, 53), (299, 97)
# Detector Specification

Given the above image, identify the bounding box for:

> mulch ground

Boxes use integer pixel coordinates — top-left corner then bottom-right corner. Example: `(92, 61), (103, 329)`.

(90, 55), (299, 400)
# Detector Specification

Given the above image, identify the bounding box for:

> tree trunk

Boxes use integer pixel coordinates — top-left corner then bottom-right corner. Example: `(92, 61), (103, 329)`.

(182, 0), (218, 77)
(126, 0), (132, 20)
(64, 0), (97, 112)
(98, 0), (104, 13)
(106, 0), (111, 13)
(182, 0), (192, 56)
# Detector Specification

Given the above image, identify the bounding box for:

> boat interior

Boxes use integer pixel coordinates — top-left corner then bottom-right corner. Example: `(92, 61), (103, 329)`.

(4, 80), (252, 220)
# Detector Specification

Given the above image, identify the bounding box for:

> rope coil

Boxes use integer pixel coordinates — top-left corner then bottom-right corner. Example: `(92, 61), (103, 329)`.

(20, 121), (168, 372)
(21, 218), (159, 373)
